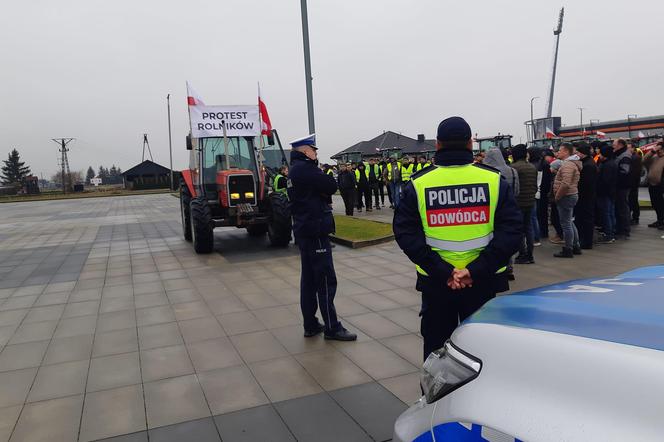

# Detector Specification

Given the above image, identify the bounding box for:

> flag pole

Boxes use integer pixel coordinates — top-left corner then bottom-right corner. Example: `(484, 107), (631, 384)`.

(257, 82), (265, 171)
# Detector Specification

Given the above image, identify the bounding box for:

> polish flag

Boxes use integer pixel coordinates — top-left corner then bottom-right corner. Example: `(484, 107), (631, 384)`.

(545, 127), (556, 139)
(186, 82), (205, 106)
(258, 83), (272, 136)
(596, 131), (606, 139)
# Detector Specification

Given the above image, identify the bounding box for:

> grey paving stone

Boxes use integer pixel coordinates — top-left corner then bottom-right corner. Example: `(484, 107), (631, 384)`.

(93, 328), (138, 358)
(0, 340), (49, 372)
(27, 359), (88, 402)
(140, 345), (194, 382)
(10, 394), (83, 442)
(9, 320), (58, 345)
(95, 431), (148, 442)
(87, 352), (141, 392)
(198, 365), (268, 415)
(138, 322), (182, 350)
(148, 417), (220, 442)
(53, 315), (97, 339)
(136, 305), (175, 327)
(0, 405), (22, 442)
(0, 367), (37, 407)
(79, 384), (146, 442)
(329, 382), (407, 442)
(274, 392), (371, 442)
(214, 405), (295, 442)
(143, 374), (210, 429)
(97, 310), (136, 333)
(44, 333), (94, 365)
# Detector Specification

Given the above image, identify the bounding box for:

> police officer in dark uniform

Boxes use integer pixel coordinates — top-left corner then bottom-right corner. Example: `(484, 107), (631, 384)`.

(288, 134), (357, 341)
(393, 117), (522, 360)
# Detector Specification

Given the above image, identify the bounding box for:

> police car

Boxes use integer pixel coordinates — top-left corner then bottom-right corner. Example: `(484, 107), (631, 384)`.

(393, 265), (664, 442)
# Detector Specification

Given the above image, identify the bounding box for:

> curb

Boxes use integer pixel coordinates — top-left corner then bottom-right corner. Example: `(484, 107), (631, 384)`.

(329, 233), (395, 249)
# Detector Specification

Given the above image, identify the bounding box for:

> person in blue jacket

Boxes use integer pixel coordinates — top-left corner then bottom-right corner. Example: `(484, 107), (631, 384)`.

(393, 118), (522, 360)
(288, 134), (357, 341)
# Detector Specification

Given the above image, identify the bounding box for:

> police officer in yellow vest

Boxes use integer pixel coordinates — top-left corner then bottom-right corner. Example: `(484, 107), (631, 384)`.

(273, 165), (289, 196)
(394, 117), (522, 360)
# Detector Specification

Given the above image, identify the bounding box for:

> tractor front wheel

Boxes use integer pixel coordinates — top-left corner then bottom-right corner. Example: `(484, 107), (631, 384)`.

(190, 197), (214, 253)
(268, 193), (292, 247)
(180, 182), (192, 242)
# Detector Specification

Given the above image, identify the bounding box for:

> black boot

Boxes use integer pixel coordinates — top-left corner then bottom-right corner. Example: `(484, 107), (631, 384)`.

(554, 247), (574, 258)
(572, 246), (582, 255)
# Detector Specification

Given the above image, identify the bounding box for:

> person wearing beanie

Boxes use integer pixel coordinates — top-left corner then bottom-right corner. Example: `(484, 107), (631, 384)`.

(393, 116), (522, 360)
(596, 145), (618, 243)
(574, 142), (598, 249)
(509, 144), (538, 264)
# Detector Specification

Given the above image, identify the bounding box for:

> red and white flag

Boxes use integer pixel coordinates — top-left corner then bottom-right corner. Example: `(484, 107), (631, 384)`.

(186, 81), (206, 106)
(596, 130), (606, 139)
(258, 83), (272, 136)
(545, 127), (556, 139)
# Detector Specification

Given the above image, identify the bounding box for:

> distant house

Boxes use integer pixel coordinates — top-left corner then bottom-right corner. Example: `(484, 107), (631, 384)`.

(331, 131), (437, 163)
(122, 160), (177, 190)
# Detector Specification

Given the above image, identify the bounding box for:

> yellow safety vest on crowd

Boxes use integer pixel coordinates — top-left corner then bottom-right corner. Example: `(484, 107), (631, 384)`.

(354, 167), (369, 181)
(326, 169), (334, 176)
(401, 163), (414, 181)
(387, 163), (400, 180)
(411, 164), (501, 274)
(273, 174), (287, 195)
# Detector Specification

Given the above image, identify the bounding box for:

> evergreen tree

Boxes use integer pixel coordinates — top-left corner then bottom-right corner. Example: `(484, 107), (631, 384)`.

(1, 149), (31, 185)
(109, 165), (118, 184)
(97, 166), (108, 182)
(85, 166), (95, 184)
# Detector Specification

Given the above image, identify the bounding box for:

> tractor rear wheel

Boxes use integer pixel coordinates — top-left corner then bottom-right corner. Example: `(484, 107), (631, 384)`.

(246, 224), (268, 236)
(190, 197), (214, 253)
(268, 193), (292, 247)
(180, 182), (192, 242)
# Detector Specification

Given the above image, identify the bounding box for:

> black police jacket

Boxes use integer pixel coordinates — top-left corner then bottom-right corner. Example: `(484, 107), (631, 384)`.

(288, 150), (337, 238)
(393, 148), (522, 284)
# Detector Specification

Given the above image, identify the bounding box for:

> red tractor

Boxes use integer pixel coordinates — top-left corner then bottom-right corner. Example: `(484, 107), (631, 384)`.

(179, 130), (292, 253)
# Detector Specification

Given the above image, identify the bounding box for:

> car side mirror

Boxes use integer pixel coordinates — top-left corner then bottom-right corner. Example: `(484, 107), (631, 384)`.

(186, 135), (193, 151)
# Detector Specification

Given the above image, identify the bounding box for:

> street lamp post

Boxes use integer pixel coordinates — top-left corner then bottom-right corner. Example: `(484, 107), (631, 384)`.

(300, 0), (316, 135)
(627, 114), (637, 139)
(578, 107), (586, 135)
(167, 94), (174, 190)
(530, 96), (539, 142)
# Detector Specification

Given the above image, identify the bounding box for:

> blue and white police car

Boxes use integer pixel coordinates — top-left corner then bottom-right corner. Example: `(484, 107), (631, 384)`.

(393, 265), (664, 442)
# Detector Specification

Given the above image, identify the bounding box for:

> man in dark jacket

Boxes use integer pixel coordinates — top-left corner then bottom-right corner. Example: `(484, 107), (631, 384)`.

(574, 142), (598, 249)
(613, 139), (632, 238)
(596, 145), (618, 243)
(288, 135), (356, 341)
(393, 117), (522, 360)
(510, 144), (538, 264)
(355, 162), (371, 212)
(367, 158), (382, 210)
(337, 163), (356, 216)
(627, 143), (643, 224)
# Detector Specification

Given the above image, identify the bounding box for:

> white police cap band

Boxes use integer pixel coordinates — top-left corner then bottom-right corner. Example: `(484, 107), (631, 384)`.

(290, 134), (316, 149)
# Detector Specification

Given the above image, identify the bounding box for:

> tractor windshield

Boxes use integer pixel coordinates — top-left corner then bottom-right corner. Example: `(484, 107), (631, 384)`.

(200, 137), (258, 189)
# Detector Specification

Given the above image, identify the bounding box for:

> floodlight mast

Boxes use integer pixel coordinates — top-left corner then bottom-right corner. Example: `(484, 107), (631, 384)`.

(545, 7), (564, 118)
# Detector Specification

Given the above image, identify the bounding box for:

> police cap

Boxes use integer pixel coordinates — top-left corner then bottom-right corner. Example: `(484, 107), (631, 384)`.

(290, 134), (317, 149)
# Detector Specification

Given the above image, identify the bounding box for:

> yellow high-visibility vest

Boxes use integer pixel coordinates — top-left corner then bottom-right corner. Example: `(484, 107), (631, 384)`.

(401, 163), (414, 181)
(411, 164), (503, 273)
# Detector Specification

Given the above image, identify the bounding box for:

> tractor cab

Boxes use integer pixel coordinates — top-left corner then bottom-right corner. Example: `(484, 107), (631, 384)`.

(474, 134), (513, 153)
(180, 129), (292, 253)
(379, 147), (403, 161)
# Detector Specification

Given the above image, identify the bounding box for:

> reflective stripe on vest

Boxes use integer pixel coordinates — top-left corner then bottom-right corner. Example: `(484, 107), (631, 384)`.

(326, 169), (334, 176)
(412, 164), (501, 273)
(387, 163), (399, 180)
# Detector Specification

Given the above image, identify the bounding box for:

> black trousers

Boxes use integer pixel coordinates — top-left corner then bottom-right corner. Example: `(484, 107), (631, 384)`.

(340, 189), (355, 216)
(297, 235), (340, 333)
(356, 186), (371, 209)
(574, 197), (595, 248)
(649, 185), (664, 222)
(418, 274), (496, 361)
(518, 207), (534, 259)
(377, 182), (385, 205)
(615, 188), (631, 235)
(537, 196), (549, 238)
(629, 186), (640, 221)
(369, 182), (380, 208)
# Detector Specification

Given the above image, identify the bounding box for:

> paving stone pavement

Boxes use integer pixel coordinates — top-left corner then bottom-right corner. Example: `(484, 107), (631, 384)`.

(0, 194), (662, 441)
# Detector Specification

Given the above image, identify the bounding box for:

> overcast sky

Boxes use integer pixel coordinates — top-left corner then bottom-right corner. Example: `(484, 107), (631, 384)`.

(2, 0), (663, 178)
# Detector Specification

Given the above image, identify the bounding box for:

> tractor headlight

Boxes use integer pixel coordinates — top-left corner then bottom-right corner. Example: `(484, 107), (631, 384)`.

(244, 192), (254, 199)
(230, 193), (240, 200)
(421, 341), (481, 404)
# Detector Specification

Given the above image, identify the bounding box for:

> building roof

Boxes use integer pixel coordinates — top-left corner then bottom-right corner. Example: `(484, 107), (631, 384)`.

(122, 160), (171, 177)
(331, 131), (437, 159)
(466, 265), (664, 352)
(559, 115), (664, 137)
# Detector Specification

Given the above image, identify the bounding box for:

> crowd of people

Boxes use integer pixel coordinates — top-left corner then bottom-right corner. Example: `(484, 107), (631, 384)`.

(323, 156), (433, 216)
(473, 138), (664, 274)
(320, 137), (664, 269)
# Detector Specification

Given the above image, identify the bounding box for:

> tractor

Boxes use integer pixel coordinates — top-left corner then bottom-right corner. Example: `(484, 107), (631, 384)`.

(179, 130), (292, 253)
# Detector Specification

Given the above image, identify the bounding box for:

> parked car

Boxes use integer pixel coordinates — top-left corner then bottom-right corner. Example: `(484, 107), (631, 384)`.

(393, 265), (664, 442)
